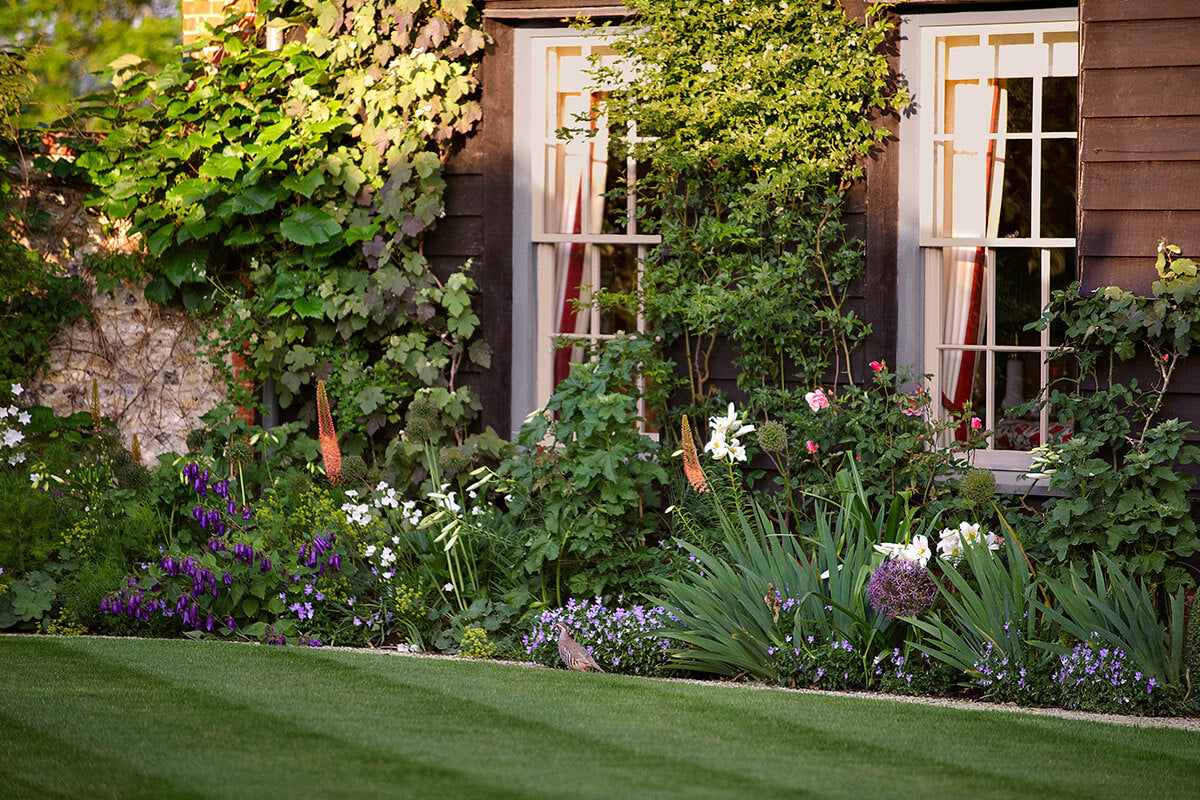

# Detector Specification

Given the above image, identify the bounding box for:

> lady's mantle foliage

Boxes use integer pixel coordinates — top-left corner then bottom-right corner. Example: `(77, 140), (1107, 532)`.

(79, 0), (489, 448)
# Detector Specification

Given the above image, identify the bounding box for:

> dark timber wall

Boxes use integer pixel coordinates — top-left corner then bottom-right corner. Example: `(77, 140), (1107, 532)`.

(1077, 0), (1200, 424)
(1079, 0), (1200, 294)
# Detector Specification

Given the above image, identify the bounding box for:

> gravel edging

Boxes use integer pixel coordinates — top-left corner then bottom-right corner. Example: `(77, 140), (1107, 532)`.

(10, 633), (1200, 732)
(324, 641), (1200, 732)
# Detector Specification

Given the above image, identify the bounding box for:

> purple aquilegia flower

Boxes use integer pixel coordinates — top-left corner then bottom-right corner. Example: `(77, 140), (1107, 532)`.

(866, 558), (937, 619)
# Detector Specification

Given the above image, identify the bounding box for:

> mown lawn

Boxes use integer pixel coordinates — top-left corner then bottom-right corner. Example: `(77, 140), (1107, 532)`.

(1, 636), (1198, 799)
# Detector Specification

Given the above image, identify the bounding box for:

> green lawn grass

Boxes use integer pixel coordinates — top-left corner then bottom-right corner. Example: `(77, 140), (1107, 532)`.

(1, 637), (1198, 799)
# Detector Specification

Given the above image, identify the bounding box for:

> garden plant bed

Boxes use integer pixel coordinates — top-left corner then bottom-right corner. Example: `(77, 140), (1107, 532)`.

(2, 635), (1199, 799)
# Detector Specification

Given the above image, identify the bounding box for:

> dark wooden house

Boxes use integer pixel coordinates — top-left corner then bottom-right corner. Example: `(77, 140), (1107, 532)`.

(183, 0), (1200, 484)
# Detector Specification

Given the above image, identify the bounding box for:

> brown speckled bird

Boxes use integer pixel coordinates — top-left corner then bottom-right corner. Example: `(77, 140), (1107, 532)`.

(552, 621), (604, 672)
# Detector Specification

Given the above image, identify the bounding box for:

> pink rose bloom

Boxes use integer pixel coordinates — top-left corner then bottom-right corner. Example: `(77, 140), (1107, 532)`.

(804, 388), (829, 412)
(869, 361), (884, 372)
(970, 417), (982, 430)
(805, 440), (818, 455)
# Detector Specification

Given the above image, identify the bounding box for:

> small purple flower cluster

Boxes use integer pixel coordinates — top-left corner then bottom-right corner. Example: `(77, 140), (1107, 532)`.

(769, 635), (867, 691)
(100, 463), (349, 645)
(973, 639), (1032, 701)
(524, 597), (678, 675)
(1053, 635), (1160, 713)
(875, 647), (958, 696)
(865, 558), (937, 619)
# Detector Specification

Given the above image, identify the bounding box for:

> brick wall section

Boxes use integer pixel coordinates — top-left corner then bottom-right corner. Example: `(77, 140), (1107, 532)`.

(182, 0), (252, 44)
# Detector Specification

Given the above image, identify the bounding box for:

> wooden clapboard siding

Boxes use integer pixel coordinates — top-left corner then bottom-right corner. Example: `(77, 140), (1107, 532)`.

(1078, 0), (1200, 440)
(1079, 0), (1200, 292)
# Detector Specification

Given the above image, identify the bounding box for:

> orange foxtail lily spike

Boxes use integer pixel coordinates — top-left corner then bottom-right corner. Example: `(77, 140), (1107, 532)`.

(316, 380), (342, 486)
(681, 414), (709, 493)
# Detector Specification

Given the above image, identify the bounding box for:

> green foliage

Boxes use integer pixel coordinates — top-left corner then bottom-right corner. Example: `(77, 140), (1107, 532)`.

(762, 363), (984, 512)
(589, 0), (905, 410)
(0, 54), (88, 386)
(1030, 241), (1200, 590)
(78, 0), (490, 452)
(1035, 552), (1186, 688)
(0, 1), (180, 128)
(907, 529), (1048, 699)
(500, 335), (673, 604)
(656, 461), (905, 687)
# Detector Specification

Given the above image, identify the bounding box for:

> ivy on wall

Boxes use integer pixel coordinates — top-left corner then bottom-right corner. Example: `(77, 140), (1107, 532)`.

(588, 0), (904, 417)
(78, 0), (490, 458)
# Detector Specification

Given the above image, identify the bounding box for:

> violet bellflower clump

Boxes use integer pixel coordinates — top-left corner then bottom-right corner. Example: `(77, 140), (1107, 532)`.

(866, 557), (937, 619)
(524, 597), (678, 676)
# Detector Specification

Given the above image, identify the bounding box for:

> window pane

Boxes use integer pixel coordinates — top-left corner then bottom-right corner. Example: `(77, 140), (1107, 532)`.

(1048, 247), (1075, 345)
(998, 139), (1031, 239)
(602, 145), (629, 235)
(1040, 138), (1077, 239)
(994, 350), (1039, 451)
(994, 248), (1041, 347)
(940, 347), (984, 415)
(599, 244), (638, 334)
(1043, 76), (1078, 133)
(1000, 77), (1032, 134)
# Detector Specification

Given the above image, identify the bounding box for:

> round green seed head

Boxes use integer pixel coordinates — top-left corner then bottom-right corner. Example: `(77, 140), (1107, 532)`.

(438, 447), (469, 479)
(405, 415), (431, 444)
(341, 454), (368, 485)
(289, 471), (313, 495)
(185, 428), (209, 454)
(756, 419), (788, 453)
(225, 439), (254, 469)
(961, 467), (997, 506)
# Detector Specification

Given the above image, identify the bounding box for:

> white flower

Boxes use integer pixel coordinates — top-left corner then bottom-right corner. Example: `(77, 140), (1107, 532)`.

(874, 541), (905, 559)
(8, 452), (24, 465)
(705, 435), (731, 460)
(728, 440), (747, 462)
(29, 472), (40, 486)
(344, 489), (359, 498)
(11, 383), (22, 396)
(0, 406), (7, 419)
(442, 582), (455, 592)
(701, 61), (717, 73)
(901, 535), (932, 566)
(375, 480), (390, 492)
(3, 428), (23, 448)
(365, 544), (377, 557)
(937, 528), (962, 559)
(17, 411), (30, 425)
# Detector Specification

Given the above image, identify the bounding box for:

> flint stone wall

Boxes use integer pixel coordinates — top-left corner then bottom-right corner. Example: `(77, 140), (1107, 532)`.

(19, 168), (225, 463)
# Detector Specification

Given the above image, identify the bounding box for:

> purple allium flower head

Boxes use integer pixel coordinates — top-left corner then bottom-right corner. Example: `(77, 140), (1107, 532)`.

(866, 558), (938, 619)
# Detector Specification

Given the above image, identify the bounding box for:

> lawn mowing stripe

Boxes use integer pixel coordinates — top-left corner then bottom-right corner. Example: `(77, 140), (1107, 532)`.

(647, 676), (1200, 796)
(68, 637), (798, 800)
(5, 637), (1200, 800)
(0, 637), (543, 800)
(331, 651), (1097, 800)
(0, 711), (209, 800)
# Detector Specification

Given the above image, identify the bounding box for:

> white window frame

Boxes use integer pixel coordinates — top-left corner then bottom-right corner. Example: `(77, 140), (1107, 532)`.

(897, 8), (1078, 487)
(511, 27), (659, 435)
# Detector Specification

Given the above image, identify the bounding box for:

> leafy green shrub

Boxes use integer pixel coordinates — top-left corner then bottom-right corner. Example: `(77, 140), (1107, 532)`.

(592, 0), (905, 412)
(1029, 242), (1200, 590)
(500, 335), (672, 604)
(908, 528), (1052, 703)
(77, 0), (491, 452)
(1035, 552), (1186, 691)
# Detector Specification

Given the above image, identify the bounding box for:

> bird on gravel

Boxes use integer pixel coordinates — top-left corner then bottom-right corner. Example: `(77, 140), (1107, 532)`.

(552, 621), (604, 672)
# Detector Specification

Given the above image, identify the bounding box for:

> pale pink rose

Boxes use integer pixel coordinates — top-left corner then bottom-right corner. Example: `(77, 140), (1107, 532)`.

(804, 388), (829, 412)
(970, 417), (982, 430)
